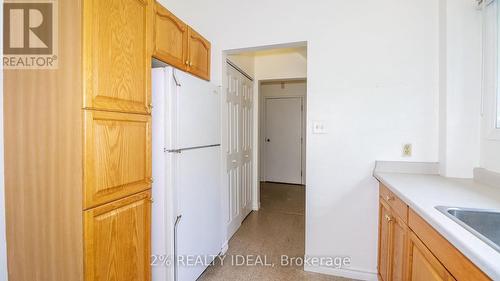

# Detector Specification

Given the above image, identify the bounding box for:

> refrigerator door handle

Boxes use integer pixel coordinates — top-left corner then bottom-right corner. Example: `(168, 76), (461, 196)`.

(172, 69), (182, 87)
(174, 214), (182, 281)
(166, 144), (220, 154)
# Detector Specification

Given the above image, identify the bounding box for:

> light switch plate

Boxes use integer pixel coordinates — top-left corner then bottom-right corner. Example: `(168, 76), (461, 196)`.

(312, 121), (327, 134)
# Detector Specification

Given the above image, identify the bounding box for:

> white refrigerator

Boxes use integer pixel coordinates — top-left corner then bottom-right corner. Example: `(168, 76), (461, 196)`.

(151, 66), (222, 281)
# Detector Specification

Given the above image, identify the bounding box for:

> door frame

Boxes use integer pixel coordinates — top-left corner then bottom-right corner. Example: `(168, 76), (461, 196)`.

(261, 96), (305, 184)
(258, 79), (307, 186)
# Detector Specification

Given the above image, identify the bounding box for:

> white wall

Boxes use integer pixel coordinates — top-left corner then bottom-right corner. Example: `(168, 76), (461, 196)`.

(158, 0), (441, 279)
(480, 0), (500, 173)
(439, 0), (482, 178)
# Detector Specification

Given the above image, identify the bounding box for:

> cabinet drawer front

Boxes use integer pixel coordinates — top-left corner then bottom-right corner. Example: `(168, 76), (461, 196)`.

(84, 191), (151, 281)
(153, 2), (188, 70)
(84, 0), (152, 114)
(380, 184), (408, 223)
(84, 110), (151, 209)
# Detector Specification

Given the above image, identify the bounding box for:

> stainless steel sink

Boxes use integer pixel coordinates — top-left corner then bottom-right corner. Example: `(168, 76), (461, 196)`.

(435, 206), (500, 253)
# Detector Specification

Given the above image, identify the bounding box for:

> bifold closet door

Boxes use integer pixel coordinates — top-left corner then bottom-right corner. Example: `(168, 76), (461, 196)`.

(225, 63), (253, 238)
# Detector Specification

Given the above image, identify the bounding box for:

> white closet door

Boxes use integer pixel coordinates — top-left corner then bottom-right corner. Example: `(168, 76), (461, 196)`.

(241, 75), (253, 218)
(225, 63), (253, 239)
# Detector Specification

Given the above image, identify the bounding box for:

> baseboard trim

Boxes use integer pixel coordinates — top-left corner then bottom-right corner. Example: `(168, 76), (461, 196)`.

(304, 265), (378, 281)
(252, 201), (260, 211)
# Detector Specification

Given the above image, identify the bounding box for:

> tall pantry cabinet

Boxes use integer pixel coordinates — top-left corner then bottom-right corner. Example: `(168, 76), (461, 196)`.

(4, 0), (153, 280)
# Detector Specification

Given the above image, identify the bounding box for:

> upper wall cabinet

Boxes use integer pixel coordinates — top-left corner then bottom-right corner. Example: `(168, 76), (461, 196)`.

(153, 2), (211, 81)
(187, 27), (211, 81)
(153, 3), (188, 71)
(84, 0), (153, 114)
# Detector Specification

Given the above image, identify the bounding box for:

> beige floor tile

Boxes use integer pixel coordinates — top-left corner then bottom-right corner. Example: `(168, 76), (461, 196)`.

(198, 183), (356, 281)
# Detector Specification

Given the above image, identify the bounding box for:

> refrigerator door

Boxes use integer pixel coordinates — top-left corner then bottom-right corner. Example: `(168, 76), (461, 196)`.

(174, 70), (220, 148)
(151, 67), (177, 281)
(176, 147), (222, 281)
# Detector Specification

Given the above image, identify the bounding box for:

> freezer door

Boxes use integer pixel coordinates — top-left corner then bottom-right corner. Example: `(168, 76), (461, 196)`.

(174, 70), (220, 148)
(176, 147), (222, 281)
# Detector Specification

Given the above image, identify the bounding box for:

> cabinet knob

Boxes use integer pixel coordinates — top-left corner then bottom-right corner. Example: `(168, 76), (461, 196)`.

(185, 60), (189, 65)
(189, 61), (193, 66)
(385, 214), (392, 222)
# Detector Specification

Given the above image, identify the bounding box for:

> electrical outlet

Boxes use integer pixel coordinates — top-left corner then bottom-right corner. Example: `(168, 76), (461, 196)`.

(402, 143), (412, 157)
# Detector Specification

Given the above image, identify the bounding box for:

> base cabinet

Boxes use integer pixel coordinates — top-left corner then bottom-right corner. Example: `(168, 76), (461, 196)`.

(407, 232), (455, 281)
(378, 198), (408, 281)
(377, 183), (490, 281)
(84, 191), (152, 281)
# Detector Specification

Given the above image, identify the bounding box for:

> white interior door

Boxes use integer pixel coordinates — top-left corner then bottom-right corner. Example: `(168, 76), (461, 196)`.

(265, 98), (302, 184)
(225, 63), (253, 239)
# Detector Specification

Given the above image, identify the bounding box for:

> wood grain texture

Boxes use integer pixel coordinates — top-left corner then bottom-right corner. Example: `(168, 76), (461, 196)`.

(83, 0), (153, 114)
(407, 231), (456, 281)
(378, 199), (391, 281)
(84, 110), (152, 209)
(153, 2), (188, 70)
(84, 190), (151, 281)
(187, 26), (211, 81)
(408, 209), (491, 281)
(3, 0), (84, 280)
(380, 184), (408, 223)
(391, 214), (408, 281)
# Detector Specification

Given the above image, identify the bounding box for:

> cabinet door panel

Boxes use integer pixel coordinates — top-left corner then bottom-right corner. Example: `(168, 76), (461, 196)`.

(84, 191), (151, 281)
(378, 200), (392, 281)
(84, 110), (152, 209)
(408, 232), (455, 281)
(187, 27), (211, 81)
(84, 0), (152, 114)
(391, 216), (408, 281)
(153, 3), (188, 70)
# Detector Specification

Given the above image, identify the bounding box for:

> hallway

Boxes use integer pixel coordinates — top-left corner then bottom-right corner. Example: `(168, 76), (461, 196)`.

(199, 182), (354, 281)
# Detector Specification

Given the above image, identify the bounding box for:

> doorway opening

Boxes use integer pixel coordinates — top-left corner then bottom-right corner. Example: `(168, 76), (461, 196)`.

(200, 43), (316, 280)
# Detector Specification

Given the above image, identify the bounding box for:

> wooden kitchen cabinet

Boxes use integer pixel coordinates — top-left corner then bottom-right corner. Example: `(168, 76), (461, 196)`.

(84, 191), (152, 281)
(4, 0), (155, 280)
(153, 2), (188, 70)
(378, 197), (408, 281)
(152, 2), (211, 80)
(84, 110), (152, 209)
(391, 215), (409, 281)
(378, 199), (392, 281)
(83, 0), (153, 114)
(377, 183), (491, 281)
(407, 232), (456, 281)
(187, 26), (211, 80)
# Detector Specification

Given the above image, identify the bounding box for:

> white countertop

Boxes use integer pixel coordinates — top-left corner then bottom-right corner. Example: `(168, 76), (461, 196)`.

(374, 171), (500, 280)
